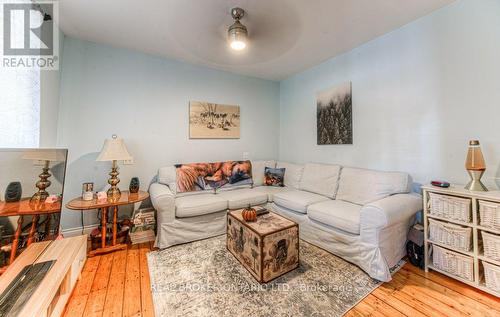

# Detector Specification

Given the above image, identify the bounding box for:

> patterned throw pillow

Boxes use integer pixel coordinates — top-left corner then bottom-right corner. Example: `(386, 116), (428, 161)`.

(264, 167), (285, 187)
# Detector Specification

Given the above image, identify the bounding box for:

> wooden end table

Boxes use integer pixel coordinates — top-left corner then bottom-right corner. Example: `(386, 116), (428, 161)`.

(0, 198), (62, 272)
(66, 190), (149, 257)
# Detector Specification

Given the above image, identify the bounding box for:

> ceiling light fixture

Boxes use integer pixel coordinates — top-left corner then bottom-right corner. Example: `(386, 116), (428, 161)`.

(228, 7), (247, 51)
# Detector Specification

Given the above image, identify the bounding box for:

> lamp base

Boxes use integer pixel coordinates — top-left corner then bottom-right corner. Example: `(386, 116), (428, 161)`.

(107, 186), (121, 198)
(465, 170), (488, 191)
(31, 191), (49, 203)
(107, 160), (121, 198)
(31, 162), (52, 202)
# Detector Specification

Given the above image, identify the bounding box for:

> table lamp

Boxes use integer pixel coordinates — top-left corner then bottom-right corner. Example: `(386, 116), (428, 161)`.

(96, 135), (133, 198)
(465, 140), (488, 191)
(22, 149), (66, 202)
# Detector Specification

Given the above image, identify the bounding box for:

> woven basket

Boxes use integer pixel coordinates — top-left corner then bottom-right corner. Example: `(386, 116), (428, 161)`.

(482, 231), (500, 261)
(432, 245), (474, 281)
(479, 201), (500, 230)
(429, 193), (471, 223)
(483, 261), (500, 292)
(429, 218), (472, 251)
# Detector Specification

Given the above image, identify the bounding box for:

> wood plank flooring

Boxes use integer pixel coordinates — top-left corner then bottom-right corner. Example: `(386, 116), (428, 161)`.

(347, 264), (500, 317)
(63, 242), (154, 317)
(64, 242), (499, 317)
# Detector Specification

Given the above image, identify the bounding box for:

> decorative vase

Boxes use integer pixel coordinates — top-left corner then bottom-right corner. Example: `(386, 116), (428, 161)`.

(129, 177), (140, 193)
(5, 182), (22, 202)
(465, 140), (488, 191)
(242, 206), (257, 222)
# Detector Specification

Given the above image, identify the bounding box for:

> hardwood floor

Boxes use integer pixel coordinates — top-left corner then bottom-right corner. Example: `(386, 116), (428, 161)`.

(347, 264), (500, 317)
(63, 242), (154, 317)
(64, 242), (499, 317)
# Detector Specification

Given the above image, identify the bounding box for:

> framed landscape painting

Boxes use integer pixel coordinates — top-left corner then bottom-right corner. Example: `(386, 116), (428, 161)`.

(189, 101), (240, 139)
(316, 81), (352, 145)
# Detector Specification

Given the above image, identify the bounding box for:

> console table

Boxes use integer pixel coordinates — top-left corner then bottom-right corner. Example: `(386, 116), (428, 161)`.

(66, 191), (149, 257)
(423, 185), (500, 297)
(0, 198), (62, 269)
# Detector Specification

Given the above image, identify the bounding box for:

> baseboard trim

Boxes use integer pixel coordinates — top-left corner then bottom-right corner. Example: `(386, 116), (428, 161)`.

(62, 224), (99, 237)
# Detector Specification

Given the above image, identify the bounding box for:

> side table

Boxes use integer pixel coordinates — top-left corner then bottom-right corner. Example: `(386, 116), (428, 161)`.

(66, 190), (149, 257)
(0, 198), (62, 272)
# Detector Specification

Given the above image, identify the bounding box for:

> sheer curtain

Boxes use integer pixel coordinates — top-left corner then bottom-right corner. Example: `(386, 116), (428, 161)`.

(0, 5), (41, 148)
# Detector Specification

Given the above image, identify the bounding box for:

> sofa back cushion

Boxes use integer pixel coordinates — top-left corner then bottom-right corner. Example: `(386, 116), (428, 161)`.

(251, 160), (276, 186)
(158, 165), (177, 191)
(277, 162), (304, 189)
(264, 167), (285, 187)
(336, 167), (411, 205)
(158, 165), (213, 197)
(176, 161), (253, 193)
(159, 161), (253, 196)
(299, 163), (341, 198)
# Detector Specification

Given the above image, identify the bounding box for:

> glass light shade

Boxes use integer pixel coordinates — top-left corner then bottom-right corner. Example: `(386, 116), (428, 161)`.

(465, 140), (486, 171)
(230, 40), (246, 50)
(96, 136), (133, 162)
(228, 20), (247, 51)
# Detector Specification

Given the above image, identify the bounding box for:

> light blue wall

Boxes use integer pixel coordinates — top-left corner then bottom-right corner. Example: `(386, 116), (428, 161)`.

(279, 0), (500, 187)
(57, 38), (280, 230)
(57, 0), (500, 231)
(40, 30), (65, 147)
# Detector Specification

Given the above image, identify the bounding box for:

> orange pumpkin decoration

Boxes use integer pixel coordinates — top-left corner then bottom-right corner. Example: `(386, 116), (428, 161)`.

(242, 206), (257, 222)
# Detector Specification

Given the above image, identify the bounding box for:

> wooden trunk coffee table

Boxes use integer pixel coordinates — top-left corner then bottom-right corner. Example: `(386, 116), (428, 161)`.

(227, 208), (299, 283)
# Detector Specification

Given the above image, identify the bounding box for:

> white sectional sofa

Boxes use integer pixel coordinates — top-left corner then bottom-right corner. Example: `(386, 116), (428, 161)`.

(149, 160), (422, 281)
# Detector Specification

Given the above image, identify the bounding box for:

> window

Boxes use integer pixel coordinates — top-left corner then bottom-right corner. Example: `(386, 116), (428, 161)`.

(0, 5), (41, 148)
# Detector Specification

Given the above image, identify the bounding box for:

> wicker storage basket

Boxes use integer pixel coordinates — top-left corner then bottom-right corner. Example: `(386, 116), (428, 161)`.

(432, 245), (474, 281)
(428, 193), (471, 223)
(478, 200), (500, 230)
(482, 231), (500, 261)
(429, 218), (472, 251)
(483, 261), (500, 292)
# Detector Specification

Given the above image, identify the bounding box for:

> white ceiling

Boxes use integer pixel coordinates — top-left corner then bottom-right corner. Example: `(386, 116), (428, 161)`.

(59, 0), (454, 81)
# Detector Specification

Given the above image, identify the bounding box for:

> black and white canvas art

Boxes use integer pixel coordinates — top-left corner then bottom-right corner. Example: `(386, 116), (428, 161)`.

(316, 82), (352, 145)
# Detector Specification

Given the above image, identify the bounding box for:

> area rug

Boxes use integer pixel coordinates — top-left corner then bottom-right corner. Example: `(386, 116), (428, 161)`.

(147, 235), (382, 317)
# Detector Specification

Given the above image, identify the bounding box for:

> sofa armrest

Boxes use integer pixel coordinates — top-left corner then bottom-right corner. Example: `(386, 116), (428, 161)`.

(149, 183), (176, 223)
(360, 193), (422, 230)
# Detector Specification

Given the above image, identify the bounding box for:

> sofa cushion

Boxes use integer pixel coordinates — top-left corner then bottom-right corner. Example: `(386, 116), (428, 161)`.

(216, 184), (252, 193)
(251, 160), (276, 186)
(264, 167), (285, 187)
(175, 194), (228, 218)
(308, 200), (362, 235)
(218, 188), (268, 209)
(273, 190), (330, 214)
(299, 163), (341, 198)
(158, 165), (214, 197)
(336, 167), (411, 205)
(277, 162), (304, 189)
(251, 186), (291, 202)
(158, 165), (176, 190)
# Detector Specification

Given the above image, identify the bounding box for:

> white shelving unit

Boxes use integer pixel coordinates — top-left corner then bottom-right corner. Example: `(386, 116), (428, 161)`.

(423, 184), (500, 297)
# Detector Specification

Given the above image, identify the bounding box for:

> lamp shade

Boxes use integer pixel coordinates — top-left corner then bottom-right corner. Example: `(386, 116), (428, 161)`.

(96, 136), (133, 162)
(22, 149), (66, 162)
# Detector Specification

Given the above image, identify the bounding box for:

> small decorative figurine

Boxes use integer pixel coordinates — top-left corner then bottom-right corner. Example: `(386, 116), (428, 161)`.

(45, 195), (59, 203)
(129, 177), (140, 193)
(97, 191), (108, 200)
